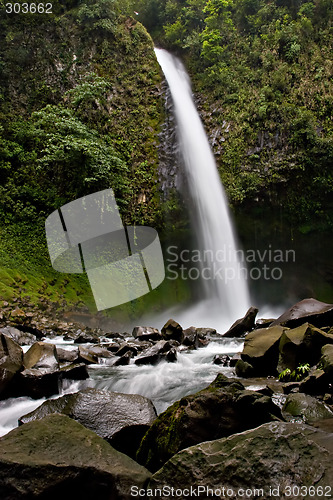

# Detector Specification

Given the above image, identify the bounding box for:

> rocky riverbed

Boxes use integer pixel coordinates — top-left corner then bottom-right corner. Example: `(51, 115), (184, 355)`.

(0, 298), (333, 499)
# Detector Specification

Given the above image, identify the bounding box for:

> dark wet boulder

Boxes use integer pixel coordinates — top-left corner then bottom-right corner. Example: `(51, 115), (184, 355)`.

(56, 346), (79, 363)
(240, 325), (286, 376)
(282, 393), (333, 423)
(320, 344), (333, 378)
(149, 422), (333, 498)
(78, 345), (98, 364)
(59, 362), (89, 380)
(0, 326), (36, 346)
(271, 298), (333, 329)
(135, 340), (178, 366)
(137, 374), (281, 472)
(113, 351), (132, 366)
(23, 341), (59, 371)
(9, 368), (62, 399)
(213, 354), (230, 366)
(0, 333), (23, 398)
(116, 342), (138, 357)
(73, 330), (100, 343)
(0, 414), (151, 500)
(235, 358), (255, 377)
(223, 307), (258, 337)
(278, 323), (333, 372)
(161, 319), (184, 343)
(132, 326), (162, 342)
(19, 388), (157, 459)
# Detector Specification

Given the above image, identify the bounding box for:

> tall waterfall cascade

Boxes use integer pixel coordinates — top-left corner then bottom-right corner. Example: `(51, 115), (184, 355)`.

(155, 48), (250, 329)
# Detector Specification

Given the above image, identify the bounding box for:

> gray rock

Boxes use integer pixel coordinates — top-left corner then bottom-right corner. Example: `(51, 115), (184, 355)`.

(135, 340), (178, 366)
(23, 341), (59, 371)
(224, 306), (258, 337)
(0, 326), (36, 346)
(161, 319), (184, 343)
(271, 298), (333, 329)
(0, 414), (151, 499)
(56, 347), (79, 363)
(320, 344), (333, 378)
(0, 333), (23, 398)
(278, 323), (333, 372)
(282, 393), (333, 423)
(149, 422), (333, 498)
(137, 374), (281, 472)
(132, 326), (162, 341)
(241, 325), (286, 375)
(19, 388), (157, 459)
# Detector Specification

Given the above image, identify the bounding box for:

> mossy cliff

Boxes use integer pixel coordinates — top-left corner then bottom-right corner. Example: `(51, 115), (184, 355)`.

(0, 1), (166, 311)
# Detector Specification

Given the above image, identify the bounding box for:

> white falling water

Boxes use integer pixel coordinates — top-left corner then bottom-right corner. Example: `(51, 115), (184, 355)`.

(155, 49), (250, 329)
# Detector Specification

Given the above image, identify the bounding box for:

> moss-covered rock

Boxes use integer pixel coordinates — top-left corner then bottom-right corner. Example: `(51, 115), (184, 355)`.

(0, 414), (151, 499)
(149, 422), (333, 498)
(136, 373), (281, 472)
(282, 393), (333, 423)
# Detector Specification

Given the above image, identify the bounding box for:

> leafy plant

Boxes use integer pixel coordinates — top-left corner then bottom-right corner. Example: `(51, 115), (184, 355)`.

(278, 363), (311, 382)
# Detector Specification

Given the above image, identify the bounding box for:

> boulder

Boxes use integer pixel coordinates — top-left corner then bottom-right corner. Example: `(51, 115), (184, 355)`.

(149, 422), (333, 498)
(282, 393), (333, 423)
(240, 325), (286, 375)
(223, 306), (258, 337)
(0, 333), (23, 398)
(132, 326), (162, 342)
(135, 340), (178, 366)
(56, 347), (79, 363)
(181, 327), (198, 348)
(161, 319), (184, 343)
(113, 351), (132, 366)
(271, 298), (333, 329)
(116, 342), (138, 357)
(59, 362), (89, 380)
(213, 354), (230, 366)
(78, 345), (98, 364)
(19, 388), (157, 459)
(320, 344), (333, 378)
(278, 323), (333, 371)
(0, 326), (36, 346)
(0, 414), (151, 499)
(137, 374), (281, 472)
(299, 368), (329, 395)
(23, 341), (59, 371)
(73, 331), (99, 343)
(235, 359), (255, 377)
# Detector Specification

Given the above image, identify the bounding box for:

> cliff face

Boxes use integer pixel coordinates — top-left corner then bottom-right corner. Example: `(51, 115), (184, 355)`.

(0, 2), (167, 309)
(0, 4), (163, 227)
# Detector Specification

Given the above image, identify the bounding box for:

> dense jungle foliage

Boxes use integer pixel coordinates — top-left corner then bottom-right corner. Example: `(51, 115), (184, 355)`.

(0, 0), (332, 310)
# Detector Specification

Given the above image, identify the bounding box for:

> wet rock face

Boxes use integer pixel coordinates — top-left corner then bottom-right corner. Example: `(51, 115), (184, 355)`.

(239, 325), (286, 376)
(19, 388), (157, 459)
(149, 422), (333, 499)
(0, 414), (151, 500)
(0, 333), (23, 397)
(282, 393), (333, 423)
(271, 298), (333, 329)
(223, 306), (259, 337)
(137, 374), (281, 472)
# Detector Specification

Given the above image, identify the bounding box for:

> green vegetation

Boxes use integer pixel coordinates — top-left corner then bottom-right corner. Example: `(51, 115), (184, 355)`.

(129, 0), (333, 230)
(0, 0), (167, 313)
(279, 363), (311, 382)
(0, 0), (332, 314)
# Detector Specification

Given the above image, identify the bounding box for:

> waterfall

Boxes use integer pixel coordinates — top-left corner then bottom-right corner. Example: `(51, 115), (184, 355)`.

(155, 49), (250, 328)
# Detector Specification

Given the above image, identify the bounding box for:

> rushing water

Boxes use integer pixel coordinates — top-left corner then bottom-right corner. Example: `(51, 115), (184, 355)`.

(0, 338), (244, 435)
(154, 48), (250, 329)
